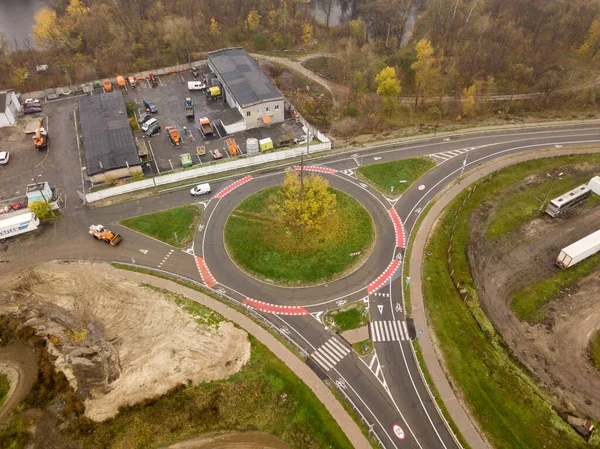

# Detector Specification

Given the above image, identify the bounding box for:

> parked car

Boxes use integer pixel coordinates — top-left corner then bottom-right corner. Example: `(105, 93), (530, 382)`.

(0, 152), (9, 165)
(144, 122), (161, 137)
(187, 81), (206, 91)
(141, 118), (158, 132)
(23, 107), (42, 115)
(137, 112), (152, 124)
(211, 149), (223, 159)
(143, 99), (157, 113)
(190, 183), (211, 196)
(148, 72), (158, 87)
(24, 98), (40, 105)
(191, 66), (199, 78)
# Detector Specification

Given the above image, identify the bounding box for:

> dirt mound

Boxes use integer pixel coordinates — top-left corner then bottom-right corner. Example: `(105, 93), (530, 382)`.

(162, 431), (292, 449)
(469, 202), (600, 419)
(0, 262), (250, 421)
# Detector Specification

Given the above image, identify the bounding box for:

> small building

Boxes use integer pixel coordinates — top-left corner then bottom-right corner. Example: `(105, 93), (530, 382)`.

(26, 182), (53, 204)
(0, 90), (21, 127)
(78, 91), (142, 183)
(208, 48), (284, 130)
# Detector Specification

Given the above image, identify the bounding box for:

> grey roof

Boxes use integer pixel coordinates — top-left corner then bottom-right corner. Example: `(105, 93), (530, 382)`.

(0, 92), (6, 112)
(78, 92), (140, 176)
(208, 48), (283, 108)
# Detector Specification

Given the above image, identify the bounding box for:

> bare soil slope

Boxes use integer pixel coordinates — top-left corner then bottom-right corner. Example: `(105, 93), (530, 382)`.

(0, 261), (250, 421)
(469, 202), (600, 418)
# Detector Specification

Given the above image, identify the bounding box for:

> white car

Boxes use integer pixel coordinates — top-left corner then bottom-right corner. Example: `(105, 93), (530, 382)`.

(0, 152), (9, 165)
(24, 98), (40, 104)
(188, 81), (206, 91)
(190, 183), (211, 196)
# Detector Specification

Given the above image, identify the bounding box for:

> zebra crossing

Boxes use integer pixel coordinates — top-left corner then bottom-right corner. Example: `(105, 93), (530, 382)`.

(430, 148), (471, 162)
(311, 337), (351, 371)
(369, 320), (410, 342)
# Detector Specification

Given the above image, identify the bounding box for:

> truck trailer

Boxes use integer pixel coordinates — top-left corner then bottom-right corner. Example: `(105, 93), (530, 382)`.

(0, 211), (40, 241)
(556, 229), (600, 269)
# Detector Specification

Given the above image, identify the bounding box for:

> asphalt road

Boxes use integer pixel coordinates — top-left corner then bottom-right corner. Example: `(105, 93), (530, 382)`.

(2, 124), (600, 449)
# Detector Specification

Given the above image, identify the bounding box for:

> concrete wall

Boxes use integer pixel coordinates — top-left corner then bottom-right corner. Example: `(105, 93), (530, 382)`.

(90, 165), (143, 184)
(0, 90), (19, 127)
(242, 99), (284, 129)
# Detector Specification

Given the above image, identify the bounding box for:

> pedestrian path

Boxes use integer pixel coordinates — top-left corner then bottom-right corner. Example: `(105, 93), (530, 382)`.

(370, 320), (410, 342)
(311, 337), (351, 372)
(430, 148), (470, 162)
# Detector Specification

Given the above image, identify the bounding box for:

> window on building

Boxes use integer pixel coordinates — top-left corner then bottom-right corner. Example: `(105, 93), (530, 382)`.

(266, 106), (270, 112)
(246, 111), (251, 117)
(257, 109), (261, 114)
(275, 104), (280, 110)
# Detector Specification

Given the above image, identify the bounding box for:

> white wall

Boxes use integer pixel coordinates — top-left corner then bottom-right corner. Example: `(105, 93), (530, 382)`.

(243, 99), (284, 129)
(0, 113), (9, 127)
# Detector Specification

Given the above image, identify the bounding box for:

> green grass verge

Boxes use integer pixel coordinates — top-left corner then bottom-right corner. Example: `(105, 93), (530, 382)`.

(120, 204), (203, 248)
(224, 187), (374, 285)
(324, 301), (368, 332)
(422, 157), (592, 449)
(590, 330), (600, 372)
(352, 339), (373, 357)
(69, 335), (353, 449)
(357, 157), (436, 195)
(511, 251), (600, 322)
(0, 373), (9, 408)
(0, 418), (32, 449)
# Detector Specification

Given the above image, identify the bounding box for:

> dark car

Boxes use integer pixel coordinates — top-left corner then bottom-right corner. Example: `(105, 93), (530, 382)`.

(23, 107), (42, 115)
(144, 122), (160, 137)
(137, 112), (152, 124)
(143, 99), (157, 113)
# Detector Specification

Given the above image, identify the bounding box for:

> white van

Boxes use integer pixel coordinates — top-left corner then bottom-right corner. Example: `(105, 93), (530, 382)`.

(188, 81), (206, 91)
(190, 183), (211, 196)
(141, 118), (158, 132)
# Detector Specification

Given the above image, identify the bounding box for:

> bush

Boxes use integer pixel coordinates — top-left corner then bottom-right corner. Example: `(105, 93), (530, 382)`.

(28, 201), (52, 221)
(253, 33), (268, 50)
(125, 101), (136, 117)
(128, 117), (140, 131)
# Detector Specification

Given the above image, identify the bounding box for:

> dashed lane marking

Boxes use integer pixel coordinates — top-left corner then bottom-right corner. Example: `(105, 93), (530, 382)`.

(367, 260), (401, 295)
(157, 249), (175, 268)
(293, 165), (337, 174)
(388, 208), (406, 248)
(214, 175), (253, 199)
(243, 298), (309, 316)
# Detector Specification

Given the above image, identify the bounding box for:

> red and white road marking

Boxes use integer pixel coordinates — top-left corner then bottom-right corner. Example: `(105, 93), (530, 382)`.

(349, 251), (361, 257)
(243, 298), (309, 315)
(195, 256), (217, 288)
(393, 424), (405, 440)
(214, 175), (253, 199)
(293, 165), (337, 174)
(418, 184), (426, 191)
(388, 208), (406, 248)
(367, 260), (401, 295)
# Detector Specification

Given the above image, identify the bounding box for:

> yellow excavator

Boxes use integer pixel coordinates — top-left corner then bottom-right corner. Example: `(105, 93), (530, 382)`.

(32, 119), (48, 150)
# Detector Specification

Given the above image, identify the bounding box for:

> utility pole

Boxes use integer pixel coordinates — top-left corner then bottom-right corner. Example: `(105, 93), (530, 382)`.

(32, 177), (55, 217)
(540, 172), (564, 211)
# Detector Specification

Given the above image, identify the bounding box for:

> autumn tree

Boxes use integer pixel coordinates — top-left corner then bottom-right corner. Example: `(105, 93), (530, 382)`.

(411, 39), (440, 108)
(246, 10), (261, 32)
(461, 84), (476, 118)
(375, 66), (402, 116)
(29, 201), (52, 221)
(577, 19), (600, 59)
(271, 171), (337, 233)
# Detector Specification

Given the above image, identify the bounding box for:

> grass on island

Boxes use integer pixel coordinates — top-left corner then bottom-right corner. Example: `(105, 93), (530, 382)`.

(69, 336), (353, 449)
(591, 330), (600, 372)
(120, 204), (203, 248)
(352, 339), (374, 357)
(224, 187), (374, 285)
(357, 157), (436, 195)
(324, 302), (369, 332)
(421, 155), (593, 449)
(0, 373), (9, 408)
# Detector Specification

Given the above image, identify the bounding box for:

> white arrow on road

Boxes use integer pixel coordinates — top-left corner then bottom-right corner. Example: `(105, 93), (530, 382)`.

(373, 156), (382, 160)
(377, 304), (383, 314)
(310, 311), (324, 323)
(139, 249), (148, 254)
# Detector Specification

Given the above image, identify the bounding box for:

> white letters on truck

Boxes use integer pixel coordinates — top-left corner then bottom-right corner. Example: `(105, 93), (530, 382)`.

(0, 211), (40, 240)
(556, 229), (600, 269)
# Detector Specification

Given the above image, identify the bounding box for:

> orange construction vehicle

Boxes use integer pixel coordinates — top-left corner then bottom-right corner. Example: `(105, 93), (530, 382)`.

(116, 75), (126, 90)
(102, 79), (112, 91)
(32, 118), (48, 150)
(165, 126), (182, 148)
(89, 224), (122, 245)
(225, 138), (240, 156)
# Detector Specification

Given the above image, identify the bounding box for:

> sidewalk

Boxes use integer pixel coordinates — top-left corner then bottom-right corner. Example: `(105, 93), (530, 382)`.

(105, 265), (372, 449)
(408, 146), (600, 449)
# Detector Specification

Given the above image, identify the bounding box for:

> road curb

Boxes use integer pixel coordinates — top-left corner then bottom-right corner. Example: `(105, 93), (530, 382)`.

(106, 264), (372, 449)
(408, 147), (600, 449)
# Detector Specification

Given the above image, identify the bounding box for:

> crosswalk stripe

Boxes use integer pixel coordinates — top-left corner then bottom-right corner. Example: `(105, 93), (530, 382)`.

(311, 337), (350, 371)
(432, 153), (448, 160)
(328, 337), (350, 355)
(440, 152), (455, 158)
(377, 321), (385, 341)
(370, 320), (409, 342)
(313, 352), (333, 370)
(403, 321), (409, 339)
(317, 347), (338, 366)
(392, 320), (400, 341)
(384, 321), (392, 341)
(322, 343), (343, 361)
(397, 320), (404, 340)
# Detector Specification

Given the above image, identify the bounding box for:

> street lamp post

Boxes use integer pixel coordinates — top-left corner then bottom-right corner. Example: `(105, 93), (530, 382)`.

(540, 172), (564, 211)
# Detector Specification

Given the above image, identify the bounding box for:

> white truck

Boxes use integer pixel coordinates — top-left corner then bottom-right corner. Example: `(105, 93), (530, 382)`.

(556, 229), (600, 269)
(0, 211), (40, 242)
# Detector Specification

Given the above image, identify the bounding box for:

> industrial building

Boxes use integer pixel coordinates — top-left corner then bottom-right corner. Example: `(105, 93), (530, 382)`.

(207, 48), (284, 130)
(0, 90), (20, 127)
(78, 91), (141, 183)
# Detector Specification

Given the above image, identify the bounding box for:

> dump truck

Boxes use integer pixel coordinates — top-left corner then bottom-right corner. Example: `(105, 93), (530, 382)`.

(184, 97), (194, 119)
(205, 86), (222, 100)
(0, 211), (40, 242)
(165, 126), (182, 148)
(32, 119), (48, 150)
(116, 75), (126, 90)
(89, 224), (122, 245)
(102, 79), (112, 91)
(180, 153), (192, 167)
(199, 117), (214, 137)
(556, 229), (600, 269)
(225, 138), (240, 156)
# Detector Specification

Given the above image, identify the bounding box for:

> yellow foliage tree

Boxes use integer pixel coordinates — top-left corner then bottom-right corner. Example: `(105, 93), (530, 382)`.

(302, 23), (313, 44)
(461, 84), (477, 118)
(411, 39), (440, 108)
(271, 171), (337, 233)
(32, 8), (66, 51)
(28, 201), (52, 221)
(375, 66), (402, 116)
(209, 17), (220, 36)
(577, 18), (600, 59)
(348, 19), (367, 45)
(246, 10), (261, 32)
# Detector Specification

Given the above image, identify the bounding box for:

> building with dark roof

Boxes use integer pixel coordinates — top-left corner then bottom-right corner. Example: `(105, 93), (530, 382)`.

(208, 48), (284, 130)
(78, 91), (141, 183)
(0, 90), (20, 127)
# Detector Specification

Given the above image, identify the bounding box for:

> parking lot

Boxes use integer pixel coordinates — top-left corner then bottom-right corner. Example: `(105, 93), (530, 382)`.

(125, 68), (305, 174)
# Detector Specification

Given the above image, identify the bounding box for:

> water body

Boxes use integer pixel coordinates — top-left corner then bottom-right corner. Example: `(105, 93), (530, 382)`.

(0, 0), (48, 50)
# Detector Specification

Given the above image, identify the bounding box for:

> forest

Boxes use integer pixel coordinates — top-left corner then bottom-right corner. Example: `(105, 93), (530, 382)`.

(1, 0), (600, 137)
